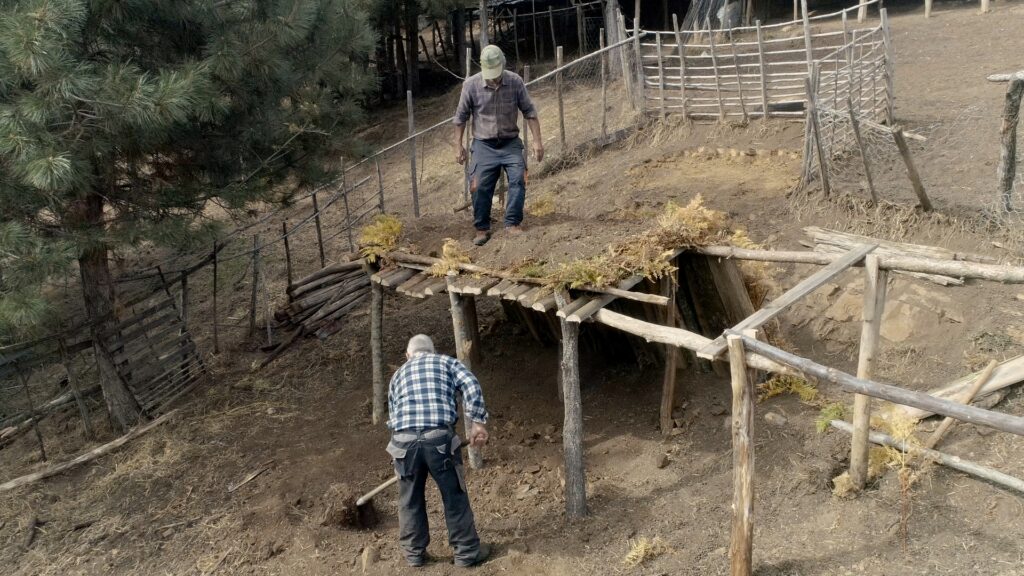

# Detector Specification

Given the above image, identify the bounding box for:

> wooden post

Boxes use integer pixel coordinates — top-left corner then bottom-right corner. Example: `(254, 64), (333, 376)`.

(447, 276), (484, 469)
(407, 90), (420, 218)
(892, 128), (934, 212)
(800, 0), (813, 76)
(17, 370), (47, 462)
(548, 7), (557, 58)
(755, 21), (768, 119)
(656, 33), (667, 120)
(248, 234), (260, 341)
(996, 78), (1023, 213)
(556, 46), (566, 153)
(281, 222), (293, 290)
(847, 99), (879, 203)
(577, 4), (585, 54)
(555, 291), (586, 519)
(858, 0), (867, 22)
(849, 254), (887, 490)
(179, 273), (188, 336)
(705, 19), (726, 122)
(925, 0), (932, 18)
(212, 241), (220, 354)
(311, 192), (326, 268)
(660, 275), (679, 437)
(672, 14), (688, 120)
(523, 65), (531, 165)
(981, 0), (990, 14)
(479, 0), (489, 47)
(633, 1), (643, 111)
(618, 12), (634, 106)
(600, 32), (608, 139)
(532, 0), (539, 59)
(726, 335), (753, 576)
(880, 9), (894, 124)
(514, 8), (521, 64)
(805, 72), (832, 197)
(728, 29), (747, 123)
(59, 338), (94, 439)
(793, 0), (798, 21)
(375, 159), (386, 212)
(370, 275), (386, 426)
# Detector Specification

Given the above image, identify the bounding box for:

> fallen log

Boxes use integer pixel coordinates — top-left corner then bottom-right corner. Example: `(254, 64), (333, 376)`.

(0, 410), (179, 492)
(830, 419), (1024, 495)
(314, 292), (371, 340)
(285, 275), (368, 317)
(287, 259), (364, 293)
(924, 360), (999, 450)
(803, 226), (998, 264)
(288, 268), (364, 299)
(301, 278), (370, 329)
(888, 355), (1024, 421)
(0, 383), (101, 430)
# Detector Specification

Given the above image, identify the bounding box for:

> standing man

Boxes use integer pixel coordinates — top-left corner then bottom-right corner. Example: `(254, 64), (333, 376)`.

(454, 44), (544, 246)
(386, 334), (491, 567)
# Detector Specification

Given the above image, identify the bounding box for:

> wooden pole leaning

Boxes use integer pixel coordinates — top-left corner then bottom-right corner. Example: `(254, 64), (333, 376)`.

(555, 291), (587, 519)
(924, 360), (999, 450)
(672, 14), (688, 120)
(513, 8), (521, 64)
(755, 20), (768, 119)
(311, 192), (326, 268)
(656, 33), (667, 120)
(880, 9), (895, 124)
(600, 32), (608, 140)
(407, 90), (420, 218)
(805, 70), (832, 197)
(659, 275), (679, 437)
(556, 46), (567, 153)
(369, 264), (386, 426)
(995, 77), (1023, 213)
(706, 19), (726, 122)
(447, 275), (484, 469)
(532, 0), (539, 59)
(727, 334), (754, 576)
(59, 338), (94, 439)
(633, 2), (644, 112)
(849, 254), (887, 491)
(548, 7), (557, 57)
(618, 11), (633, 102)
(847, 98), (879, 203)
(728, 29), (748, 124)
(892, 127), (934, 212)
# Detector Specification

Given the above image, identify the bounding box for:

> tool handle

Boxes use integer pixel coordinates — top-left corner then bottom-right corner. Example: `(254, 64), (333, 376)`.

(356, 475), (399, 506)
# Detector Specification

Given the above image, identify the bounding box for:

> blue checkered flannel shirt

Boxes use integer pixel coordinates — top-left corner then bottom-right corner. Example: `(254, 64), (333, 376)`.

(387, 352), (489, 431)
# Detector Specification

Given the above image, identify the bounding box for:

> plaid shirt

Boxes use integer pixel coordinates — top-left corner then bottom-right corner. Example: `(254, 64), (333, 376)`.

(387, 353), (489, 431)
(453, 71), (538, 140)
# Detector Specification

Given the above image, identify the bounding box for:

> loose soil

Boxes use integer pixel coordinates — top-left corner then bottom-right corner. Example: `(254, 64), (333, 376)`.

(3, 3), (1024, 576)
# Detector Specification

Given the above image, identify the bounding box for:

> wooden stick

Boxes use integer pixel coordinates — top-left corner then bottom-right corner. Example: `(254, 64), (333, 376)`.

(981, 0), (990, 14)
(805, 71), (832, 197)
(600, 31), (608, 139)
(311, 193), (326, 268)
(847, 98), (879, 203)
(513, 8), (520, 64)
(549, 7), (557, 57)
(892, 127), (934, 212)
(0, 410), (179, 492)
(556, 46), (566, 153)
(925, 360), (999, 450)
(755, 20), (768, 119)
(734, 334), (1024, 437)
(211, 241), (220, 354)
(179, 273), (189, 336)
(830, 420), (1024, 494)
(890, 356), (1024, 421)
(672, 14), (688, 119)
(577, 4), (584, 53)
(227, 460), (274, 493)
(407, 90), (420, 218)
(16, 370), (46, 461)
(357, 475), (399, 506)
(656, 33), (667, 120)
(289, 261), (365, 291)
(727, 335), (754, 576)
(633, 4), (643, 110)
(849, 254), (887, 490)
(858, 0), (867, 22)
(59, 338), (94, 439)
(995, 79), (1023, 213)
(698, 244), (876, 360)
(447, 276), (483, 469)
(800, 0), (814, 74)
(555, 291), (586, 518)
(728, 29), (748, 123)
(248, 235), (260, 341)
(880, 9), (894, 123)
(532, 0), (539, 59)
(706, 19), (726, 122)
(370, 271), (386, 426)
(375, 159), (386, 212)
(660, 275), (679, 437)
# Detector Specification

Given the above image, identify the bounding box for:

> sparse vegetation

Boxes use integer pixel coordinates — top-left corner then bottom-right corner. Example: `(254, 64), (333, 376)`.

(815, 403), (846, 433)
(358, 214), (403, 263)
(623, 537), (669, 567)
(759, 374), (819, 404)
(429, 238), (472, 276)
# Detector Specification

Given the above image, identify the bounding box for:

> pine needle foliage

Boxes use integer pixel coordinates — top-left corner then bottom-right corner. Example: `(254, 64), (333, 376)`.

(359, 214), (403, 264)
(0, 0), (376, 338)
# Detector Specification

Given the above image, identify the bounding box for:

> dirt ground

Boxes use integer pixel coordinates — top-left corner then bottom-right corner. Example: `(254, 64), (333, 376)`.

(4, 2), (1024, 575)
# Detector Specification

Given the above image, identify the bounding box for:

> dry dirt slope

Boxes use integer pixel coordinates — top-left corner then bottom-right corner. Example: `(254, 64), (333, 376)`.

(3, 2), (1024, 575)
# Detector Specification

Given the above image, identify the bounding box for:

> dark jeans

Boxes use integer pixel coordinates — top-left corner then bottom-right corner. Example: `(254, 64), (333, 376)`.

(387, 426), (480, 566)
(469, 137), (526, 231)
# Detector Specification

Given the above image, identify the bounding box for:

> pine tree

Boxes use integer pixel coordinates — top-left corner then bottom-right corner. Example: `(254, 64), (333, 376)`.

(0, 0), (375, 431)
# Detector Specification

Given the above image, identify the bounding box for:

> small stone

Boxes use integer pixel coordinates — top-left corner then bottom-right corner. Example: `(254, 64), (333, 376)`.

(267, 407), (277, 415)
(764, 412), (787, 427)
(1016, 293), (1024, 302)
(709, 404), (728, 416)
(508, 541), (530, 554)
(711, 547), (727, 557)
(654, 453), (670, 469)
(361, 545), (379, 572)
(162, 528), (174, 538)
(525, 464), (541, 474)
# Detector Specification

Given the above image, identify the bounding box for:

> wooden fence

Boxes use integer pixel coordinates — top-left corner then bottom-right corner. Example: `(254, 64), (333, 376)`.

(638, 0), (890, 122)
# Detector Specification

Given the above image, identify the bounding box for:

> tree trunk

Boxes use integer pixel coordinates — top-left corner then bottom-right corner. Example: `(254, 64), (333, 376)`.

(604, 0), (622, 75)
(76, 193), (143, 433)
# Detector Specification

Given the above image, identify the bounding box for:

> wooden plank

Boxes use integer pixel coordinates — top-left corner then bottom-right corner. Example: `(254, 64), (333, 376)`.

(531, 294), (557, 312)
(461, 276), (501, 296)
(727, 335), (754, 576)
(502, 283), (532, 301)
(565, 275), (646, 323)
(487, 279), (516, 297)
(378, 267), (418, 288)
(421, 277), (450, 296)
(516, 286), (545, 306)
(697, 244), (877, 360)
(396, 272), (434, 297)
(556, 295), (594, 319)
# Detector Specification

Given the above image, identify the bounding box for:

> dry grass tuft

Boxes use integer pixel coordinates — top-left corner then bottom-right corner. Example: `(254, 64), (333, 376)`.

(623, 537), (669, 567)
(728, 229), (779, 308)
(358, 214), (403, 264)
(759, 374), (819, 404)
(527, 194), (556, 217)
(429, 238), (472, 276)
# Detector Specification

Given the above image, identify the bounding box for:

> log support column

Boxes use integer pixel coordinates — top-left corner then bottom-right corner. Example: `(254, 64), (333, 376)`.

(850, 254), (887, 490)
(727, 334), (754, 576)
(660, 275), (680, 437)
(448, 276), (484, 469)
(555, 292), (586, 519)
(370, 276), (387, 426)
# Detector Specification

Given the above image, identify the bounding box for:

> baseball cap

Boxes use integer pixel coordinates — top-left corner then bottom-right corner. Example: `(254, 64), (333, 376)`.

(480, 44), (505, 80)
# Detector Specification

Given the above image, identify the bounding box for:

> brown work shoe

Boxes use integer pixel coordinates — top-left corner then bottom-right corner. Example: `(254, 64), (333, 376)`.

(505, 225), (524, 236)
(473, 230), (491, 246)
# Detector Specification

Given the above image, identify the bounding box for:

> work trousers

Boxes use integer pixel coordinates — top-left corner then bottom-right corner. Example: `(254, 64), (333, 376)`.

(387, 426), (480, 566)
(469, 137), (526, 231)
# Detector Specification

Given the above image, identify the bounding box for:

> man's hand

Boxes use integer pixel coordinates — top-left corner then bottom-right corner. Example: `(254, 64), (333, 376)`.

(469, 421), (489, 448)
(456, 145), (467, 165)
(532, 141), (544, 163)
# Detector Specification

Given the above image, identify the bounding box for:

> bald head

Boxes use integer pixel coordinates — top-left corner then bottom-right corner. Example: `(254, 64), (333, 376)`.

(406, 334), (435, 357)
